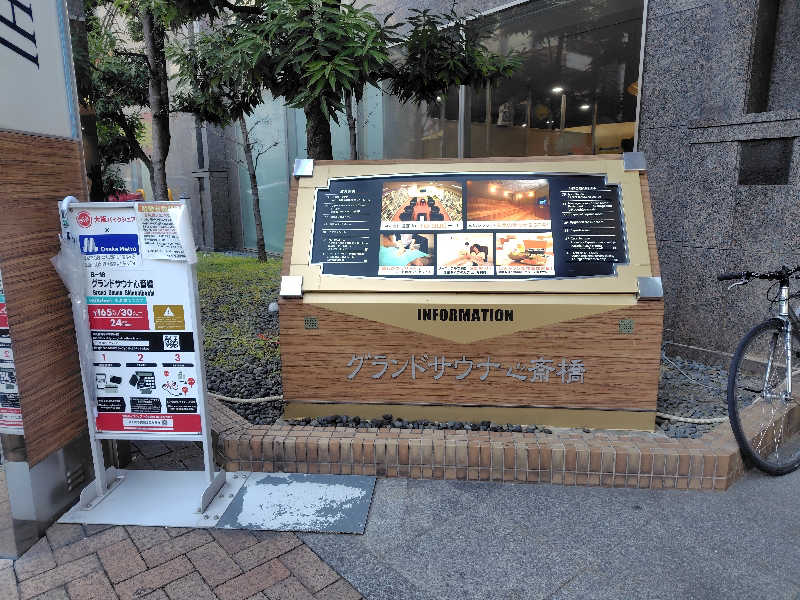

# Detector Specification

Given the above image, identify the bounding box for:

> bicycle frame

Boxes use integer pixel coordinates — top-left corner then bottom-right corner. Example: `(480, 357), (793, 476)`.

(723, 267), (800, 473)
(769, 284), (800, 401)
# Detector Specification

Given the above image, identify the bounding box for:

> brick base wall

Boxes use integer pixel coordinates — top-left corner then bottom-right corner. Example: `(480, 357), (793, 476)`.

(208, 399), (746, 491)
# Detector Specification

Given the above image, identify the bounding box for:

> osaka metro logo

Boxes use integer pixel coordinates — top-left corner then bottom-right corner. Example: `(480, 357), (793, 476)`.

(82, 237), (98, 253)
(79, 235), (140, 255)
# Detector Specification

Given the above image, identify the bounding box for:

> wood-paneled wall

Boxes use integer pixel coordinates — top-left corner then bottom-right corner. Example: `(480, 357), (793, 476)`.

(0, 131), (87, 466)
(639, 172), (660, 277)
(280, 300), (663, 411)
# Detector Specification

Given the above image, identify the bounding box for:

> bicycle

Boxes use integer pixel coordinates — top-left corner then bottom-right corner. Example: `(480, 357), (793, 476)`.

(718, 266), (800, 475)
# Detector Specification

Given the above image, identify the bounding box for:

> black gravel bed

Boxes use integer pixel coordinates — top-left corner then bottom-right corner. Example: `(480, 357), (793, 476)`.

(201, 309), (283, 399)
(656, 354), (729, 438)
(220, 398), (285, 426)
(205, 355), (282, 399)
(284, 414), (563, 434)
(197, 253), (283, 425)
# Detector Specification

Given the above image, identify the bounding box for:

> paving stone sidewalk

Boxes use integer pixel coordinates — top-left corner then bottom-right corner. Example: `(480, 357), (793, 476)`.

(4, 441), (362, 600)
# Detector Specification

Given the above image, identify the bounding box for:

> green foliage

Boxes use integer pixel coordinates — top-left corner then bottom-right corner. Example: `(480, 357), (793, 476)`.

(74, 1), (152, 195)
(197, 252), (282, 370)
(168, 0), (515, 120)
(101, 164), (129, 195)
(111, 0), (178, 28)
(232, 0), (399, 123)
(388, 8), (520, 105)
(169, 23), (265, 127)
(161, 0), (258, 23)
(76, 0), (519, 184)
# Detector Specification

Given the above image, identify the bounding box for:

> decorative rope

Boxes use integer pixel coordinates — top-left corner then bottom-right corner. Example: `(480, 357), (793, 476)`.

(656, 412), (727, 424)
(209, 391), (284, 404)
(658, 345), (728, 424)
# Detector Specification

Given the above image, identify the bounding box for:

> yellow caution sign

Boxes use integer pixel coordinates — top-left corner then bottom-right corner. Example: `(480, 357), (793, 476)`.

(153, 305), (185, 330)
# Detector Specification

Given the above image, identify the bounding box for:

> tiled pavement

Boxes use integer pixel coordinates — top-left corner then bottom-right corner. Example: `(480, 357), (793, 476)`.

(126, 440), (208, 472)
(4, 441), (362, 600)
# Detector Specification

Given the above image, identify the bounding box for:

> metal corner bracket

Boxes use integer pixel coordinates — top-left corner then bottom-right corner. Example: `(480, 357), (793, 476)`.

(280, 275), (303, 298)
(637, 276), (663, 299)
(623, 152), (647, 171)
(293, 159), (314, 177)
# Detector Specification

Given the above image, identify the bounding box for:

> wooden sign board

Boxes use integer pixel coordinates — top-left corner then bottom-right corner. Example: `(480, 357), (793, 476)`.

(280, 157), (662, 430)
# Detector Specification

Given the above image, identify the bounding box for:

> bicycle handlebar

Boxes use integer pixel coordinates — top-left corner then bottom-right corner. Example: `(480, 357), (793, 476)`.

(717, 271), (751, 281)
(717, 266), (800, 283)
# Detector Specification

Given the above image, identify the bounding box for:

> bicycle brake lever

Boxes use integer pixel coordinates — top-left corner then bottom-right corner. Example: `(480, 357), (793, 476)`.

(727, 279), (747, 290)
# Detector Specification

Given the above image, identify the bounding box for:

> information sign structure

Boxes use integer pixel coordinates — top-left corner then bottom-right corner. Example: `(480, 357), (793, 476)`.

(0, 269), (23, 435)
(280, 156), (663, 431)
(57, 198), (224, 513)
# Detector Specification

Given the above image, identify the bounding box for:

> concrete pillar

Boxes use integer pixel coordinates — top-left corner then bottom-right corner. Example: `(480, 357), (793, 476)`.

(0, 0), (95, 557)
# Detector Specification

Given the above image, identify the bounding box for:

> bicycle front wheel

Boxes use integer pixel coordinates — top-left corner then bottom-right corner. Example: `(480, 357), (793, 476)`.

(728, 318), (800, 475)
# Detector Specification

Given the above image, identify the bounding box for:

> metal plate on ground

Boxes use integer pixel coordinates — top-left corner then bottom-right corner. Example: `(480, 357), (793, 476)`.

(216, 473), (376, 534)
(58, 470), (247, 528)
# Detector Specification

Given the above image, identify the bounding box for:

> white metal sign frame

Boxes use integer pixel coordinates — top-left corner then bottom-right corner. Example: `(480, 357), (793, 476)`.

(57, 197), (224, 514)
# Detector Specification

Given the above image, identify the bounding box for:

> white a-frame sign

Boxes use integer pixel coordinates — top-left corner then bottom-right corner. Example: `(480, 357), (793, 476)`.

(55, 198), (226, 518)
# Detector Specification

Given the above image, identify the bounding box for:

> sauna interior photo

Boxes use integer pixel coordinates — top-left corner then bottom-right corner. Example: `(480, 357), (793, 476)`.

(466, 179), (550, 224)
(380, 181), (463, 224)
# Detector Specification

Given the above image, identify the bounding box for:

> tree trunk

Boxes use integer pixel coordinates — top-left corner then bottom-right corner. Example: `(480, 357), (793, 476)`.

(140, 8), (170, 202)
(83, 111), (104, 201)
(439, 96), (446, 158)
(304, 99), (333, 160)
(67, 0), (104, 201)
(345, 92), (357, 160)
(187, 24), (206, 172)
(239, 117), (267, 261)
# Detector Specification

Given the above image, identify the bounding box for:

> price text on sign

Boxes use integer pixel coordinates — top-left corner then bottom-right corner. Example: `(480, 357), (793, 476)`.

(88, 305), (150, 330)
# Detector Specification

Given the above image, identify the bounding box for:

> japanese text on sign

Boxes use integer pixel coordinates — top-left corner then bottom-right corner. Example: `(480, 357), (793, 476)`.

(135, 203), (188, 261)
(346, 353), (586, 384)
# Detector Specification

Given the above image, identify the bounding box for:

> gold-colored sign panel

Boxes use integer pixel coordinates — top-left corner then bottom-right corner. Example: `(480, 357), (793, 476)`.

(280, 157), (662, 430)
(306, 293), (634, 343)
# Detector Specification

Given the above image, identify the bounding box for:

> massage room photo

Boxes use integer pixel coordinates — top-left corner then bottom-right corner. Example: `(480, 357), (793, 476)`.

(436, 233), (494, 276)
(380, 181), (463, 230)
(378, 233), (435, 275)
(466, 179), (551, 229)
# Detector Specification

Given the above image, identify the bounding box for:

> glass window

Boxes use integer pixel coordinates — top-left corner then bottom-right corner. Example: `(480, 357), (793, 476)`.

(471, 0), (643, 157)
(383, 86), (460, 159)
(380, 0), (645, 158)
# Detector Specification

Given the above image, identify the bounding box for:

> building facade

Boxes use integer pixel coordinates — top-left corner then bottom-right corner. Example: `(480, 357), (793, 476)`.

(145, 0), (798, 360)
(638, 0), (800, 360)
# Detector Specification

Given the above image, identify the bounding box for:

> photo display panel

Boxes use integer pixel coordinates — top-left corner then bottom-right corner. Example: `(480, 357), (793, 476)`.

(311, 174), (627, 279)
